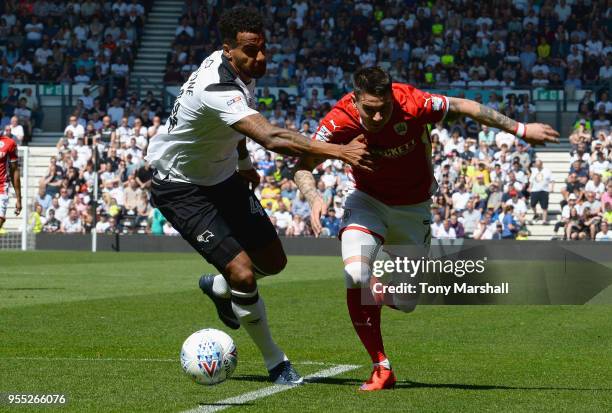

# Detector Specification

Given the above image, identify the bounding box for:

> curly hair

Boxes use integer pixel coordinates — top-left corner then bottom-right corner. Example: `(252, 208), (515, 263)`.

(219, 7), (264, 46)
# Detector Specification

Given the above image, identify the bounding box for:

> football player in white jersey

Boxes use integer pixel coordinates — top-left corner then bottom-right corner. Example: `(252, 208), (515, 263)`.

(146, 7), (372, 385)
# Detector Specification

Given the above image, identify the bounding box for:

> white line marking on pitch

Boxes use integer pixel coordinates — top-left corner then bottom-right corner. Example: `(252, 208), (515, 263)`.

(2, 356), (335, 366)
(182, 364), (361, 413)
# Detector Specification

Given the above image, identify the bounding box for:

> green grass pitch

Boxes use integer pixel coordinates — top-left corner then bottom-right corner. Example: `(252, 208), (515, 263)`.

(1, 251), (611, 412)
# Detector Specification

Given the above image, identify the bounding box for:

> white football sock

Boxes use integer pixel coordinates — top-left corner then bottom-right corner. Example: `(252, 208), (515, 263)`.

(212, 274), (231, 298)
(231, 289), (288, 370)
(374, 358), (391, 369)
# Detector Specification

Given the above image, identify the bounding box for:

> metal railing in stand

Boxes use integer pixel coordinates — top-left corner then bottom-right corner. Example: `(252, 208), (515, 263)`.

(132, 75), (175, 114)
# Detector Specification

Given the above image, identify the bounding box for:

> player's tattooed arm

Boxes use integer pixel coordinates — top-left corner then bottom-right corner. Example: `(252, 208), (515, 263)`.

(447, 97), (559, 146)
(294, 156), (327, 236)
(448, 97), (516, 131)
(293, 157), (324, 204)
(232, 114), (374, 170)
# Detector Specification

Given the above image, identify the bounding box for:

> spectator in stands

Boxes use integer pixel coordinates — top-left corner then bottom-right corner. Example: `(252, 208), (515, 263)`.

(528, 159), (554, 223)
(7, 116), (24, 145)
(61, 208), (84, 234)
(320, 208), (340, 237)
(595, 221), (611, 241)
(42, 209), (61, 233)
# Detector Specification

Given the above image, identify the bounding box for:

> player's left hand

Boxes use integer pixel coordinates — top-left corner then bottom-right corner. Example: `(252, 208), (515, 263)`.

(15, 199), (22, 216)
(238, 168), (261, 189)
(523, 123), (560, 146)
(310, 197), (327, 237)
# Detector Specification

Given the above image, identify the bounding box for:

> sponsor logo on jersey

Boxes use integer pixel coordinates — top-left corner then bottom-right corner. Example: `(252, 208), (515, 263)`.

(196, 230), (215, 243)
(371, 139), (417, 158)
(394, 122), (408, 135)
(226, 96), (242, 106)
(315, 125), (332, 142)
(330, 119), (339, 130)
(0, 141), (4, 148)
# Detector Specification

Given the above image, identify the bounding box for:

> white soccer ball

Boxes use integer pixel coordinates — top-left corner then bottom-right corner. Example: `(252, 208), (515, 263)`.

(180, 328), (238, 385)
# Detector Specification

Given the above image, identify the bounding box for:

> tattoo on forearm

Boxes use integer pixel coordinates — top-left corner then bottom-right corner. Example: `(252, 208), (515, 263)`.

(272, 130), (314, 156)
(294, 170), (321, 204)
(477, 104), (516, 132)
(234, 114), (316, 157)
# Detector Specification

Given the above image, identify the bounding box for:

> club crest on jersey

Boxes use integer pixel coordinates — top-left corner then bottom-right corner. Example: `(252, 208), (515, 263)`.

(431, 96), (444, 111)
(0, 141), (4, 148)
(196, 230), (214, 243)
(227, 96), (242, 106)
(394, 122), (408, 135)
(315, 125), (332, 142)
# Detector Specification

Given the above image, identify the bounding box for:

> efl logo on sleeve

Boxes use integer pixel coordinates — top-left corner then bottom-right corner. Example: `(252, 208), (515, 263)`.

(315, 125), (332, 142)
(226, 96), (242, 106)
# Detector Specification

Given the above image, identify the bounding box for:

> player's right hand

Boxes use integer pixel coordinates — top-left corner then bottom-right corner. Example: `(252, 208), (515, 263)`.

(342, 135), (375, 172)
(310, 197), (327, 237)
(523, 123), (560, 146)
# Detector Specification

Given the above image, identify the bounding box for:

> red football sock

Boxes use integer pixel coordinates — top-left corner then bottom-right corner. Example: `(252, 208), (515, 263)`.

(346, 288), (386, 363)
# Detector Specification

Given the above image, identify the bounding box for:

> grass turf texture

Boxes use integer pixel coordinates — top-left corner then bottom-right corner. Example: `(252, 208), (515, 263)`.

(1, 251), (611, 412)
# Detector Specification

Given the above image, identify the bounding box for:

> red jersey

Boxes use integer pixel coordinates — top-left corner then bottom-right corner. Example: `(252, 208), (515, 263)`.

(0, 137), (18, 195)
(313, 83), (449, 205)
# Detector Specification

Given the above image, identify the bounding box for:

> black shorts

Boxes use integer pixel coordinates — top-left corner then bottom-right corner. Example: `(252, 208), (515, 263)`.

(151, 173), (278, 271)
(530, 191), (549, 209)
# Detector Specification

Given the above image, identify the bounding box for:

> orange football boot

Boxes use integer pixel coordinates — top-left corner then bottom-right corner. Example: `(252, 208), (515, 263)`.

(359, 365), (397, 391)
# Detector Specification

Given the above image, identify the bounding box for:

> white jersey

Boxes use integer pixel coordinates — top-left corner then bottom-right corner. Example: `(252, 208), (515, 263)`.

(146, 50), (258, 186)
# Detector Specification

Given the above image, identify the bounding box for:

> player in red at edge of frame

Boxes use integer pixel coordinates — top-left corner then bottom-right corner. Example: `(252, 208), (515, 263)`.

(294, 67), (559, 391)
(0, 127), (22, 232)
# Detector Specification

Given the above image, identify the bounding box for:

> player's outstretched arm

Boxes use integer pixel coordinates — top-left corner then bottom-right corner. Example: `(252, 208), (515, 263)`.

(447, 97), (560, 146)
(293, 156), (327, 236)
(9, 161), (22, 216)
(232, 114), (374, 171)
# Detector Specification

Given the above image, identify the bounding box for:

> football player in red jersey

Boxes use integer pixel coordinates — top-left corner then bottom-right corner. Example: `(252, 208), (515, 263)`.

(0, 127), (22, 231)
(294, 67), (559, 391)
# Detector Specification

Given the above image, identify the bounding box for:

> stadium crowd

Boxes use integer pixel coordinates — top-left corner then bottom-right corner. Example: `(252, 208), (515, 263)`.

(0, 0), (609, 240)
(0, 0), (152, 144)
(167, 0), (611, 93)
(553, 91), (612, 240)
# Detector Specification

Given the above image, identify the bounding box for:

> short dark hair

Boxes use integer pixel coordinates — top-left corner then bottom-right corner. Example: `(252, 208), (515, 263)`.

(219, 7), (264, 46)
(352, 67), (392, 98)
